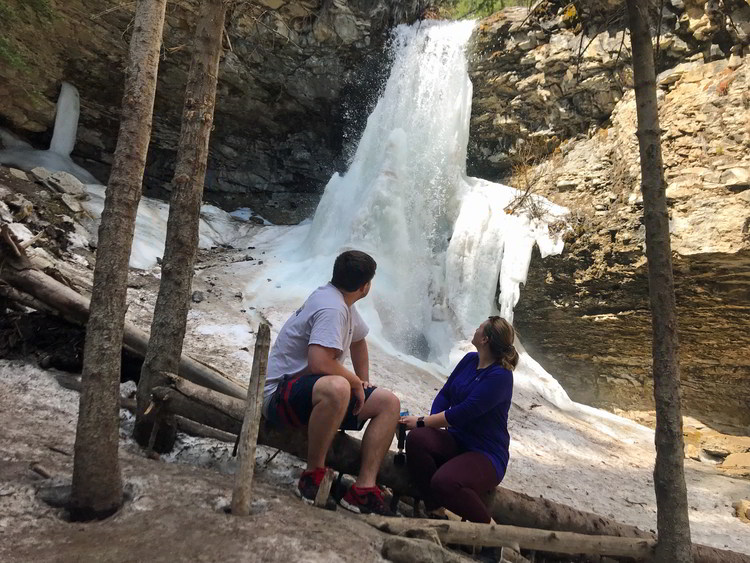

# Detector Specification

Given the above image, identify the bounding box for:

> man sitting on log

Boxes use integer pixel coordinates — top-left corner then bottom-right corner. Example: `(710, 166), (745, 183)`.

(262, 250), (401, 515)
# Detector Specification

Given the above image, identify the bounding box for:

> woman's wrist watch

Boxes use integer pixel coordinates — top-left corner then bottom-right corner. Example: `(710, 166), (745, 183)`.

(417, 416), (425, 428)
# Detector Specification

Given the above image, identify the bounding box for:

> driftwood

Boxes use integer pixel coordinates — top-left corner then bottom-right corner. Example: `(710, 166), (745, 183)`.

(231, 322), (270, 516)
(146, 373), (750, 563)
(0, 225), (246, 399)
(369, 517), (656, 559)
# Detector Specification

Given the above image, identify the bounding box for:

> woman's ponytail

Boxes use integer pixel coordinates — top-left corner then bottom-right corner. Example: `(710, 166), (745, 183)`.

(484, 316), (519, 371)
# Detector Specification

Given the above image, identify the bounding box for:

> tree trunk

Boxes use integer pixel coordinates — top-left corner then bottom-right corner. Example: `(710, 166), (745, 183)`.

(135, 0), (228, 450)
(70, 0), (167, 520)
(625, 1), (692, 561)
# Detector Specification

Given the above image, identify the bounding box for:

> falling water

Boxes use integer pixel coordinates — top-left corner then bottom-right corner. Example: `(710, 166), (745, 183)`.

(300, 21), (567, 364)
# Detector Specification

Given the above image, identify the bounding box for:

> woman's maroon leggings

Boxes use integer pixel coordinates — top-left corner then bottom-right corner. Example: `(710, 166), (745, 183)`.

(406, 427), (500, 523)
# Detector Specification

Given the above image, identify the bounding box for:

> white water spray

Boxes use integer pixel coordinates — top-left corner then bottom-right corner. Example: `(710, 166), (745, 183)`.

(298, 21), (566, 363)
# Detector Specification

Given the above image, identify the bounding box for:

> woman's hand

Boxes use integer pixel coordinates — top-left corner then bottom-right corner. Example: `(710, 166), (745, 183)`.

(399, 415), (420, 430)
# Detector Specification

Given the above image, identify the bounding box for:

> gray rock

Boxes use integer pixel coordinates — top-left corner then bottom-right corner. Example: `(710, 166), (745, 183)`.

(60, 193), (83, 213)
(45, 171), (85, 196)
(721, 167), (750, 192)
(191, 291), (204, 304)
(30, 167), (52, 182)
(556, 179), (578, 191)
(8, 167), (28, 181)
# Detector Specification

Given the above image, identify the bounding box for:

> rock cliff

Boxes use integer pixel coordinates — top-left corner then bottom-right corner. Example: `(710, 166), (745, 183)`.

(466, 0), (750, 431)
(0, 0), (423, 222)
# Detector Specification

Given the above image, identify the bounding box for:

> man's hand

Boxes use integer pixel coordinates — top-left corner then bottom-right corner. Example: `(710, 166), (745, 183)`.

(352, 381), (366, 416)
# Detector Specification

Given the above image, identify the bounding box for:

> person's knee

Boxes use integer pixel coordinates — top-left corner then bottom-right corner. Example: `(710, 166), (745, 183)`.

(317, 376), (350, 409)
(431, 471), (460, 498)
(380, 389), (400, 416)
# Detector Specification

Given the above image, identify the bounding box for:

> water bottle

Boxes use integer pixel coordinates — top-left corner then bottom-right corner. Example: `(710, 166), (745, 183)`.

(395, 410), (409, 466)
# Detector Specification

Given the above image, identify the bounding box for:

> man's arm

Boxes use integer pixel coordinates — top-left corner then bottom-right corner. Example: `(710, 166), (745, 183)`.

(350, 338), (369, 384)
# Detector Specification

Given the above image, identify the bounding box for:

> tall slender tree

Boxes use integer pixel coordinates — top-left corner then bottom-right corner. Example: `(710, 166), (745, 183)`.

(135, 0), (229, 450)
(625, 1), (692, 560)
(71, 0), (168, 518)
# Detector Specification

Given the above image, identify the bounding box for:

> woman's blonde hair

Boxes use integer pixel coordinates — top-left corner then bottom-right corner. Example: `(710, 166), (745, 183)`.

(484, 316), (519, 371)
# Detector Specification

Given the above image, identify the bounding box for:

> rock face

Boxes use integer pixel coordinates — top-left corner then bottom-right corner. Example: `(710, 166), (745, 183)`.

(466, 0), (750, 178)
(0, 0), (422, 223)
(466, 2), (750, 431)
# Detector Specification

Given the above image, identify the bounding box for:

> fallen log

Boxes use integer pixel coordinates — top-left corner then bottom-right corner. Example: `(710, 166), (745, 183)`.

(368, 517), (656, 559)
(148, 373), (750, 563)
(55, 374), (235, 443)
(0, 225), (246, 399)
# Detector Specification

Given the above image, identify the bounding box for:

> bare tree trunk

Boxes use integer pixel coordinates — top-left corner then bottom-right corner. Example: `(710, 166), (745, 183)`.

(625, 1), (692, 561)
(135, 0), (228, 451)
(70, 0), (168, 520)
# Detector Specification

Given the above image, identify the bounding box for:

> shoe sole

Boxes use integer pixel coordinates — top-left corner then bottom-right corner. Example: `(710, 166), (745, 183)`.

(295, 487), (315, 506)
(339, 497), (364, 514)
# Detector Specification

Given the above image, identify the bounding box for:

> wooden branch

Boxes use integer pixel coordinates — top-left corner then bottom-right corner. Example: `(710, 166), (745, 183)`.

(231, 322), (270, 516)
(368, 517), (656, 559)
(313, 468), (335, 509)
(0, 224), (247, 399)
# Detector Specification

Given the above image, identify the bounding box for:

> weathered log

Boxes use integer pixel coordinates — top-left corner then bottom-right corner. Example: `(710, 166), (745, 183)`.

(0, 225), (246, 399)
(231, 322), (270, 516)
(368, 517), (656, 559)
(150, 374), (750, 563)
(55, 374), (234, 443)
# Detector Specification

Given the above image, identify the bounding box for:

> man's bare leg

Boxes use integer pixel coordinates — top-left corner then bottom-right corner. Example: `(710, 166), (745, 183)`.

(307, 375), (350, 470)
(354, 388), (400, 487)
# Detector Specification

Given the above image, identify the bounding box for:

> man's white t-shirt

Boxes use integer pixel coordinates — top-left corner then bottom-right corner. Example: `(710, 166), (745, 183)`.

(262, 283), (369, 416)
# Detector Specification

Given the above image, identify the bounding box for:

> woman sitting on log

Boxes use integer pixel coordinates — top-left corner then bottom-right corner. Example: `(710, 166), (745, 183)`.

(399, 316), (517, 523)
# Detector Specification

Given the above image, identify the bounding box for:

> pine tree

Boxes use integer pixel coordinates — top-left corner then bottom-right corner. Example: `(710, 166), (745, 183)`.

(135, 0), (229, 450)
(625, 1), (692, 560)
(71, 0), (168, 519)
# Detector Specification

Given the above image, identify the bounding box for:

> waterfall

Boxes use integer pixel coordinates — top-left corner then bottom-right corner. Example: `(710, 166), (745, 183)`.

(299, 21), (567, 364)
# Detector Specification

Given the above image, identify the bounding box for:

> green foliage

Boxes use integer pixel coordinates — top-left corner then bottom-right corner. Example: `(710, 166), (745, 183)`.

(27, 0), (54, 20)
(0, 2), (12, 21)
(0, 36), (27, 70)
(437, 0), (534, 19)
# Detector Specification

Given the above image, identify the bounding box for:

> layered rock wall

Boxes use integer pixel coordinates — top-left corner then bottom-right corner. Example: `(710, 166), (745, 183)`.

(466, 1), (750, 431)
(0, 0), (422, 222)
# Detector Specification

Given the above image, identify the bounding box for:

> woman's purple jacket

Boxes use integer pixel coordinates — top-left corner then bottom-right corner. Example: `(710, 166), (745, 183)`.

(431, 352), (514, 481)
